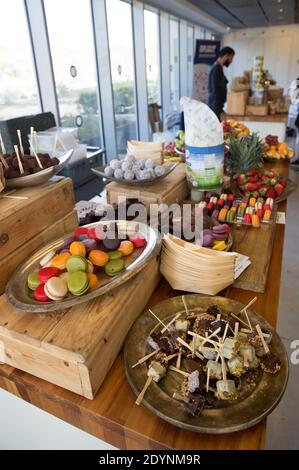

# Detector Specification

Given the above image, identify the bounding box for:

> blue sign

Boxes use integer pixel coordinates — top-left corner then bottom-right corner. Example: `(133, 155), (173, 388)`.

(192, 40), (221, 103)
(194, 40), (220, 65)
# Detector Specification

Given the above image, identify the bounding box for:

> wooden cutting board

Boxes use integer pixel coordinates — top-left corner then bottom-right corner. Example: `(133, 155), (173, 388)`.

(0, 256), (160, 399)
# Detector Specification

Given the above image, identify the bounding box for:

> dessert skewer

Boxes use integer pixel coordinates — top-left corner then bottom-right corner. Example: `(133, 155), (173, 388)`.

(13, 145), (24, 175)
(17, 129), (24, 157)
(132, 348), (160, 368)
(161, 312), (181, 333)
(149, 309), (169, 331)
(135, 376), (152, 405)
(28, 139), (43, 169)
(256, 324), (281, 374)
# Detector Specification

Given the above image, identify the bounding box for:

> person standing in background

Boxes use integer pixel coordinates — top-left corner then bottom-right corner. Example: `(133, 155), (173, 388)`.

(208, 46), (235, 120)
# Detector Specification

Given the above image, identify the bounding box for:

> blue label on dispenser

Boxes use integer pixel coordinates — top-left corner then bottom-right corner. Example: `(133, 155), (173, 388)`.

(185, 143), (224, 189)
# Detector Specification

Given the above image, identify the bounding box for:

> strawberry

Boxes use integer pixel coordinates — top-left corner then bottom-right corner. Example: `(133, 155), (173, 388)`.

(248, 176), (259, 183)
(247, 169), (258, 177)
(245, 182), (258, 192)
(266, 187), (277, 199)
(280, 179), (287, 188)
(259, 185), (268, 197)
(274, 183), (284, 196)
(237, 174), (247, 186)
(270, 178), (277, 186)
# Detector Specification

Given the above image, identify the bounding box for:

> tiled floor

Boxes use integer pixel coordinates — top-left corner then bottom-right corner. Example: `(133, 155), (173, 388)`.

(266, 164), (299, 449)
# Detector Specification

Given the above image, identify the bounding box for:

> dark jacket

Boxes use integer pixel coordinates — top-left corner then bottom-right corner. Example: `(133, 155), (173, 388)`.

(208, 62), (228, 106)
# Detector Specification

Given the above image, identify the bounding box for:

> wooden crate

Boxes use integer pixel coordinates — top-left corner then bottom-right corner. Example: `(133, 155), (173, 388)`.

(0, 256), (160, 399)
(246, 104), (269, 116)
(226, 91), (248, 115)
(0, 210), (78, 295)
(106, 163), (189, 210)
(0, 178), (75, 260)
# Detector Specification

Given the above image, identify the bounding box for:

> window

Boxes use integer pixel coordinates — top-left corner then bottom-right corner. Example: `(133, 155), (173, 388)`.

(187, 25), (194, 97)
(0, 0), (40, 120)
(44, 0), (101, 147)
(194, 26), (205, 42)
(144, 9), (161, 107)
(106, 0), (138, 153)
(169, 17), (180, 106)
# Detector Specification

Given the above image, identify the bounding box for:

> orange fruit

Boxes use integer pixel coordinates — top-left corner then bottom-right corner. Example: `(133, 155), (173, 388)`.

(88, 273), (99, 290)
(89, 249), (109, 267)
(70, 241), (86, 257)
(51, 252), (71, 270)
(118, 240), (134, 256)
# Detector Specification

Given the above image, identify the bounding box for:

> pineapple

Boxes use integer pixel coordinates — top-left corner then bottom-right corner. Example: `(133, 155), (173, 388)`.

(226, 133), (265, 175)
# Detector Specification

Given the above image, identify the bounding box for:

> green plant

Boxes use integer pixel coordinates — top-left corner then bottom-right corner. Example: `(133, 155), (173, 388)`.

(226, 133), (265, 174)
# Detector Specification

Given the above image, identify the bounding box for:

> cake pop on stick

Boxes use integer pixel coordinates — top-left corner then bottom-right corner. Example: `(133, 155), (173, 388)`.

(0, 132), (6, 154)
(177, 337), (204, 360)
(14, 145), (24, 174)
(28, 139), (43, 169)
(17, 129), (24, 156)
(256, 324), (281, 374)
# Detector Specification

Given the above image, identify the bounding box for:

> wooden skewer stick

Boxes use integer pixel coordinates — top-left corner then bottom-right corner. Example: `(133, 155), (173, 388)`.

(165, 352), (179, 362)
(206, 367), (210, 393)
(256, 324), (270, 354)
(244, 309), (252, 331)
(177, 336), (204, 360)
(0, 195), (29, 200)
(0, 154), (8, 170)
(135, 376), (152, 405)
(34, 131), (39, 153)
(28, 139), (43, 169)
(230, 312), (250, 328)
(14, 146), (24, 174)
(131, 348), (160, 369)
(216, 323), (229, 362)
(169, 365), (190, 377)
(220, 348), (227, 381)
(216, 313), (221, 321)
(240, 327), (270, 337)
(0, 132), (6, 154)
(176, 352), (182, 369)
(234, 322), (239, 340)
(240, 297), (257, 314)
(17, 129), (24, 156)
(188, 328), (221, 348)
(181, 295), (190, 316)
(30, 127), (34, 156)
(161, 312), (181, 333)
(149, 309), (169, 331)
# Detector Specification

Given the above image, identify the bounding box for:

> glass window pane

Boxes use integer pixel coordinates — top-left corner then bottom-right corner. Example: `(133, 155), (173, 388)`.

(144, 9), (161, 106)
(187, 25), (194, 97)
(0, 0), (40, 120)
(44, 0), (101, 147)
(169, 18), (180, 106)
(106, 0), (137, 153)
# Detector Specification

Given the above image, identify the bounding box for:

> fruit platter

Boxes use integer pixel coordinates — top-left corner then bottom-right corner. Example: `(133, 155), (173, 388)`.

(222, 120), (250, 140)
(6, 220), (161, 313)
(264, 135), (294, 161)
(92, 155), (176, 186)
(233, 168), (297, 204)
(197, 191), (275, 227)
(124, 295), (288, 434)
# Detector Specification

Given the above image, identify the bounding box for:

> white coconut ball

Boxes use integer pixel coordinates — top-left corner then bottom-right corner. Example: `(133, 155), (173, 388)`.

(114, 168), (124, 179)
(124, 170), (135, 181)
(110, 159), (122, 170)
(140, 169), (152, 180)
(104, 166), (114, 177)
(144, 159), (155, 169)
(146, 168), (155, 179)
(125, 154), (136, 164)
(121, 161), (133, 172)
(154, 165), (166, 177)
(137, 159), (146, 170)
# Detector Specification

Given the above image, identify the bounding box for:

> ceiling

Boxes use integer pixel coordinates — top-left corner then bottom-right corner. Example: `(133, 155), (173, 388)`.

(188, 0), (299, 28)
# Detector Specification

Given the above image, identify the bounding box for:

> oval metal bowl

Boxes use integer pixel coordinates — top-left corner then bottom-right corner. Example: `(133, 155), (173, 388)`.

(91, 162), (177, 187)
(6, 220), (161, 313)
(124, 295), (288, 434)
(5, 149), (73, 188)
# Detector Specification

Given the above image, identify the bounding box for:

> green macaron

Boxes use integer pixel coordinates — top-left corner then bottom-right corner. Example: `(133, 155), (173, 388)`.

(66, 255), (88, 273)
(27, 272), (41, 291)
(105, 259), (125, 277)
(108, 250), (123, 260)
(67, 271), (90, 296)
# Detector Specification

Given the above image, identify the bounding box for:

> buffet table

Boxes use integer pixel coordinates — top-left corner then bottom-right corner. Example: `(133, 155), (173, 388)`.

(0, 162), (288, 450)
(226, 113), (288, 141)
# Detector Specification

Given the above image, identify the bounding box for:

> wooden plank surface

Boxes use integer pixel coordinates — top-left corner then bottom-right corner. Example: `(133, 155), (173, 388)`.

(0, 178), (75, 259)
(0, 162), (289, 449)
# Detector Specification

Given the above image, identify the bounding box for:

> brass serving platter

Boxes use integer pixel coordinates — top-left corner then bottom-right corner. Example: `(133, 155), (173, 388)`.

(5, 150), (73, 188)
(91, 162), (177, 186)
(124, 295), (288, 434)
(6, 220), (161, 313)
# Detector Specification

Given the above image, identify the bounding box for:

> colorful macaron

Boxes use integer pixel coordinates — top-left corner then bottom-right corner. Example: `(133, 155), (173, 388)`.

(38, 267), (60, 283)
(34, 284), (51, 302)
(44, 277), (68, 301)
(67, 271), (90, 296)
(118, 240), (134, 256)
(66, 255), (88, 273)
(88, 250), (109, 267)
(129, 234), (146, 249)
(105, 259), (125, 277)
(27, 272), (41, 291)
(70, 241), (86, 257)
(51, 252), (71, 270)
